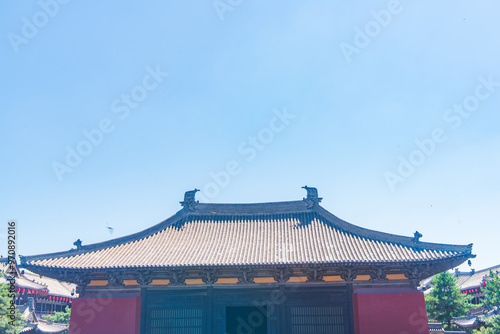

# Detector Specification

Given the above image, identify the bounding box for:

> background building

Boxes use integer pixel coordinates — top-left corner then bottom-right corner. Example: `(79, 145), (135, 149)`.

(0, 259), (75, 315)
(1, 258), (75, 333)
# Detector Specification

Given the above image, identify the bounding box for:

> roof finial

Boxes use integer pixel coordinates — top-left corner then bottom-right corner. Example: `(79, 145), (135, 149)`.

(302, 186), (322, 208)
(73, 239), (83, 251)
(4, 258), (20, 278)
(180, 189), (200, 211)
(412, 231), (422, 242)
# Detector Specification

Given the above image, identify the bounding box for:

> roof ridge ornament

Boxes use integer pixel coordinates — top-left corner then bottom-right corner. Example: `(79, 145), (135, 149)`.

(4, 258), (21, 278)
(73, 239), (83, 251)
(412, 231), (422, 243)
(302, 186), (322, 209)
(180, 189), (199, 211)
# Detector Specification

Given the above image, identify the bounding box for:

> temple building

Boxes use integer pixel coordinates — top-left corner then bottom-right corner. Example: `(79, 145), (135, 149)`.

(0, 259), (74, 333)
(0, 259), (75, 315)
(20, 187), (474, 334)
(455, 264), (500, 306)
(18, 298), (69, 334)
(452, 265), (500, 330)
(420, 264), (500, 330)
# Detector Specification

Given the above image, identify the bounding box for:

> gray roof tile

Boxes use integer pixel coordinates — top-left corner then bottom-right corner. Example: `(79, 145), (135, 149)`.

(21, 200), (473, 270)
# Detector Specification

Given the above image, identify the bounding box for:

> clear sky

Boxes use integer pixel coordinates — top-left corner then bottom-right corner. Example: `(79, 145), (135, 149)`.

(0, 1), (498, 272)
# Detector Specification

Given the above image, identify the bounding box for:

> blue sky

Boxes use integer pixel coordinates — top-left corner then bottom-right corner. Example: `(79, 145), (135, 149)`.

(0, 0), (498, 272)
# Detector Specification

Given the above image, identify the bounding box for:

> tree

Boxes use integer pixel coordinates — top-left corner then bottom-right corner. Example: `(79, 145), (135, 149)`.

(425, 271), (473, 329)
(473, 270), (500, 334)
(473, 316), (500, 334)
(42, 305), (71, 324)
(42, 306), (70, 334)
(0, 283), (24, 334)
(483, 270), (500, 307)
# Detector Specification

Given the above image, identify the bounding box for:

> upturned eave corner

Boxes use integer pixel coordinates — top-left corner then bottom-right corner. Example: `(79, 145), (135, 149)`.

(19, 186), (474, 283)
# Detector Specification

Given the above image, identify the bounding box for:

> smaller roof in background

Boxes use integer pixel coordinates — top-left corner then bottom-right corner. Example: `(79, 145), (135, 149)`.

(22, 271), (75, 298)
(420, 264), (500, 292)
(452, 307), (498, 330)
(428, 323), (445, 333)
(455, 264), (500, 290)
(19, 306), (68, 334)
(0, 261), (76, 298)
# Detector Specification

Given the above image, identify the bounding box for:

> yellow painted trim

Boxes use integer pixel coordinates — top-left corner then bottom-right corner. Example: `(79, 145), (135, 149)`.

(354, 275), (371, 281)
(123, 280), (140, 286)
(214, 278), (239, 284)
(88, 280), (108, 286)
(287, 276), (308, 283)
(323, 275), (344, 282)
(254, 277), (276, 284)
(386, 274), (408, 280)
(150, 279), (171, 285)
(185, 279), (205, 285)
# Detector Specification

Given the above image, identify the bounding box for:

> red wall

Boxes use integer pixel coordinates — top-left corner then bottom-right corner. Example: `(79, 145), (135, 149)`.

(68, 294), (141, 334)
(353, 287), (429, 334)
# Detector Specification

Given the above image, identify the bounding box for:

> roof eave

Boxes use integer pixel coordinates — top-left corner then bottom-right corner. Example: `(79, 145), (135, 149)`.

(20, 208), (189, 265)
(24, 253), (473, 272)
(315, 205), (473, 254)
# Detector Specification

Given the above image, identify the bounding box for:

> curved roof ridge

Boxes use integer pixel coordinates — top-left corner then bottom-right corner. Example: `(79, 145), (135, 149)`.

(191, 200), (310, 214)
(314, 205), (472, 253)
(472, 264), (500, 274)
(20, 200), (313, 264)
(20, 208), (189, 264)
(20, 198), (473, 268)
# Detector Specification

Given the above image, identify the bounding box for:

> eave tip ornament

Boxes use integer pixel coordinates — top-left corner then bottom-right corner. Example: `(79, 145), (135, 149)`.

(181, 189), (199, 211)
(302, 186), (322, 208)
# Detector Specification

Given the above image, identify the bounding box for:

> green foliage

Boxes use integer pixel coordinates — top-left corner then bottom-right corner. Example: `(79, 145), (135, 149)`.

(483, 270), (500, 308)
(473, 315), (500, 334)
(42, 305), (71, 324)
(425, 271), (473, 330)
(474, 271), (500, 334)
(0, 283), (24, 334)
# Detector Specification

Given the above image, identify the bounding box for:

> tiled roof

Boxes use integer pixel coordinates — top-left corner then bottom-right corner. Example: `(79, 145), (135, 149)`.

(452, 307), (498, 330)
(456, 265), (500, 290)
(0, 263), (76, 298)
(452, 316), (482, 328)
(20, 194), (473, 270)
(19, 311), (68, 334)
(34, 322), (68, 334)
(456, 274), (474, 287)
(0, 263), (46, 290)
(22, 271), (75, 298)
(428, 323), (444, 332)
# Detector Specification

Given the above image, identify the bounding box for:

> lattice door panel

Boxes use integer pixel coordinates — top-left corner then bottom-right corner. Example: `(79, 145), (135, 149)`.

(148, 308), (204, 334)
(288, 305), (345, 334)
